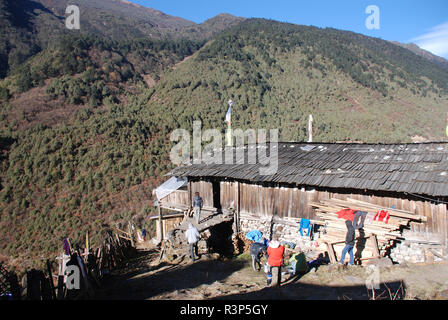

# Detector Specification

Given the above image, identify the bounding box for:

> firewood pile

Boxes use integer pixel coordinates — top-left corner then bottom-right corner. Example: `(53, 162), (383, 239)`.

(310, 198), (427, 259)
(232, 232), (252, 255)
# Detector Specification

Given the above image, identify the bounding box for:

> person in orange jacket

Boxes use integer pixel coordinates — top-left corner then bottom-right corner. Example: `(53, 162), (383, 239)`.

(266, 236), (285, 286)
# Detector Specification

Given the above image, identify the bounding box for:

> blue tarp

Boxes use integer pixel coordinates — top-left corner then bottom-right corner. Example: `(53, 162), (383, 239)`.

(245, 230), (263, 242)
(300, 218), (312, 236)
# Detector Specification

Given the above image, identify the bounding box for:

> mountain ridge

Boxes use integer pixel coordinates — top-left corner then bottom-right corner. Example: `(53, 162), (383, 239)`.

(0, 0), (244, 78)
(391, 41), (448, 71)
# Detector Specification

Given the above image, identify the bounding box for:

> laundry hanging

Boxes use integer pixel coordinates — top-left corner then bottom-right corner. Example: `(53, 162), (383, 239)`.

(353, 211), (368, 229)
(336, 208), (356, 221)
(299, 218), (312, 236)
(374, 210), (390, 224)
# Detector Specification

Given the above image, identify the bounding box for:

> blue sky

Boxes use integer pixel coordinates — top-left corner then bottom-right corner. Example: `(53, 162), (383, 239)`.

(131, 0), (448, 58)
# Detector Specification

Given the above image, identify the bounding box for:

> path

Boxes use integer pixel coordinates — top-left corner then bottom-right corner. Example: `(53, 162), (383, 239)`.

(94, 250), (448, 300)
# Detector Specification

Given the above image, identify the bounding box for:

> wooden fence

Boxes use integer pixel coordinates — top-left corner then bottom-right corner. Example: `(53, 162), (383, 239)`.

(0, 228), (137, 300)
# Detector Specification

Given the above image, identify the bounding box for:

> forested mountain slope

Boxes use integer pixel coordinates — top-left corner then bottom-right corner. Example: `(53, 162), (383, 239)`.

(1, 14), (448, 270)
(145, 19), (448, 143)
(0, 0), (243, 78)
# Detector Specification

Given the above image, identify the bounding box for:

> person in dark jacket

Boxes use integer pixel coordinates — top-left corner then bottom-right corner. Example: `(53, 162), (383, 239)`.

(250, 241), (267, 271)
(192, 192), (203, 224)
(340, 219), (355, 265)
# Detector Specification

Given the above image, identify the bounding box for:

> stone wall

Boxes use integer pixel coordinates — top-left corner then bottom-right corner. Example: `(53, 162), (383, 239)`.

(390, 242), (426, 264)
(390, 241), (446, 264)
(239, 215), (318, 252)
(389, 230), (446, 264)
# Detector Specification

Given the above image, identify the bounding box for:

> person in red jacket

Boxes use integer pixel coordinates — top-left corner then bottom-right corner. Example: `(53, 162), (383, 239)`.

(266, 236), (285, 286)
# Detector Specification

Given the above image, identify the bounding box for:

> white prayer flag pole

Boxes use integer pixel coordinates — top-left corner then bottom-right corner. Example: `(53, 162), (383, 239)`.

(226, 100), (234, 147)
(308, 114), (313, 143)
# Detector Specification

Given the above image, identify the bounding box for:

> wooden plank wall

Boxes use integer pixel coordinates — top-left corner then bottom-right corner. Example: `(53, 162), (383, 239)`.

(220, 181), (238, 210)
(234, 182), (447, 247)
(191, 181), (214, 207)
(161, 190), (189, 207)
(158, 217), (184, 239)
(164, 179), (447, 247)
(159, 181), (214, 208)
(239, 183), (316, 219)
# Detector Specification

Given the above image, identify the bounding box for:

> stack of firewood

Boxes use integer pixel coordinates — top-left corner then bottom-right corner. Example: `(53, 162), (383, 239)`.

(232, 232), (252, 255)
(310, 198), (426, 258)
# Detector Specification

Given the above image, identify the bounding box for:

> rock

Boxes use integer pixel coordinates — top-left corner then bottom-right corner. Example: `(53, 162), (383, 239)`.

(439, 290), (448, 299)
(364, 257), (393, 268)
(391, 253), (401, 262)
(410, 254), (424, 263)
(203, 253), (220, 260)
(344, 276), (364, 284)
(151, 238), (161, 246)
(328, 263), (345, 272)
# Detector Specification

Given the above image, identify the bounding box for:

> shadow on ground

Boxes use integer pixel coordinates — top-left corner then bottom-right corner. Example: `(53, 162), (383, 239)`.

(215, 277), (406, 300)
(95, 256), (247, 300)
(93, 248), (409, 300)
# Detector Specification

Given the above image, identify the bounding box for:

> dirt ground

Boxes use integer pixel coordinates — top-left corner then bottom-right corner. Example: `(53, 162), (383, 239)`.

(95, 248), (448, 300)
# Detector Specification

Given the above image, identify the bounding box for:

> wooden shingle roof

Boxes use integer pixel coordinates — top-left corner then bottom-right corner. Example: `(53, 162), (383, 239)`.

(169, 142), (448, 197)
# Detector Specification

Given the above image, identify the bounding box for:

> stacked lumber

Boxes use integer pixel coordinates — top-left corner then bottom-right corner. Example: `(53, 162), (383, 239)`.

(310, 198), (426, 258)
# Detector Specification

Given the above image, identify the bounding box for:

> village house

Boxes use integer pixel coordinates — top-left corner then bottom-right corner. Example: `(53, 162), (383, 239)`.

(153, 142), (448, 264)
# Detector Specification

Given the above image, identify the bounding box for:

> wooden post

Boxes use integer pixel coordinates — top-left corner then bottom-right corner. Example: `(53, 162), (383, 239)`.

(56, 254), (67, 300)
(371, 235), (380, 257)
(85, 232), (90, 255)
(236, 181), (240, 233)
(326, 242), (337, 264)
(127, 222), (135, 247)
(188, 181), (192, 209)
(158, 205), (164, 241)
(46, 260), (56, 300)
(308, 114), (313, 143)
